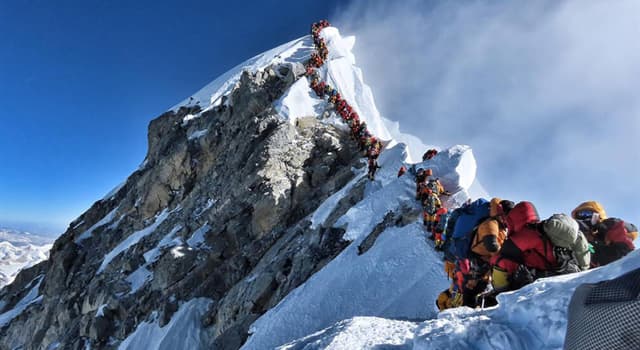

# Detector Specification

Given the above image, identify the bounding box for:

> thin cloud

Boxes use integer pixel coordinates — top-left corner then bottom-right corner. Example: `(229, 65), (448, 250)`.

(333, 0), (640, 223)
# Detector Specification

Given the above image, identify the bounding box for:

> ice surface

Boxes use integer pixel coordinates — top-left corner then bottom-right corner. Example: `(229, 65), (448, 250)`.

(118, 298), (213, 350)
(98, 208), (177, 274)
(142, 224), (183, 264)
(126, 266), (152, 295)
(187, 129), (208, 140)
(186, 223), (210, 248)
(75, 207), (119, 243)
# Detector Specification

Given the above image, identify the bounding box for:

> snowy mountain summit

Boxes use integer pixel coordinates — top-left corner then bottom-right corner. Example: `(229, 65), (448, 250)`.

(0, 23), (635, 350)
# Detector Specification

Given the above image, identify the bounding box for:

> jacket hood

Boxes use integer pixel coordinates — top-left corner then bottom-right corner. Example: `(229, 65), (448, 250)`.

(506, 201), (540, 233)
(571, 201), (607, 221)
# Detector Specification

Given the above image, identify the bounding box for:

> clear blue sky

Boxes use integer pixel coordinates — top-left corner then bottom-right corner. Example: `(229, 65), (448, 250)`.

(2, 1), (638, 236)
(0, 0), (343, 234)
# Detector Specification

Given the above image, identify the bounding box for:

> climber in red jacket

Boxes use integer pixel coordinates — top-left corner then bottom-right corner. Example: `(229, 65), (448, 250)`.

(491, 201), (556, 292)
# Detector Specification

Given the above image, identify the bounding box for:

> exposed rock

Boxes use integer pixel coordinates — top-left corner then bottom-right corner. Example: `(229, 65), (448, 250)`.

(0, 64), (362, 350)
(357, 204), (420, 255)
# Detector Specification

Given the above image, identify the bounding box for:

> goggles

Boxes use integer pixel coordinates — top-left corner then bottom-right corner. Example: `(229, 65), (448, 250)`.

(575, 210), (596, 221)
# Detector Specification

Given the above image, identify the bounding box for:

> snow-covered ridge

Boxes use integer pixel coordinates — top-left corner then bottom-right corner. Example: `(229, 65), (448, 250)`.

(171, 35), (313, 117)
(189, 24), (479, 350)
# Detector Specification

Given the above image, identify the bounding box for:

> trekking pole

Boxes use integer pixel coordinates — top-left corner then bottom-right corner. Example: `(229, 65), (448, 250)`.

(476, 283), (495, 310)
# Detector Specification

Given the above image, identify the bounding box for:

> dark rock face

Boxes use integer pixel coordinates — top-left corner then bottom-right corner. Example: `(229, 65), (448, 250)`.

(0, 64), (366, 350)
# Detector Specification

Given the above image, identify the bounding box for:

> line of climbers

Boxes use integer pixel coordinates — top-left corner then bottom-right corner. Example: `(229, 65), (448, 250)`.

(305, 20), (638, 322)
(434, 198), (637, 311)
(399, 150), (451, 250)
(306, 20), (383, 181)
(413, 166), (452, 247)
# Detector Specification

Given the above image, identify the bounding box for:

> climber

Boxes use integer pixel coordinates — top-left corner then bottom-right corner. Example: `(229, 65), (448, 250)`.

(367, 157), (381, 181)
(421, 178), (447, 236)
(336, 100), (347, 113)
(422, 149), (438, 161)
(426, 177), (449, 197)
(490, 201), (549, 293)
(571, 201), (636, 267)
(439, 199), (513, 309)
(366, 137), (382, 159)
(417, 172), (449, 203)
(305, 66), (316, 77)
(358, 130), (372, 151)
(422, 189), (442, 232)
(433, 207), (449, 250)
(397, 165), (407, 177)
(491, 202), (590, 294)
(331, 93), (341, 105)
(415, 168), (431, 200)
(458, 199), (513, 307)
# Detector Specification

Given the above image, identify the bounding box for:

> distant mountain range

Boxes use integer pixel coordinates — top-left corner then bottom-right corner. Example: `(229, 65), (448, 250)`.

(0, 228), (53, 289)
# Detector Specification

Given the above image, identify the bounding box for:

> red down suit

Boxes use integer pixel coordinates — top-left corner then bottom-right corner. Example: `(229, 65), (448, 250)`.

(491, 201), (557, 274)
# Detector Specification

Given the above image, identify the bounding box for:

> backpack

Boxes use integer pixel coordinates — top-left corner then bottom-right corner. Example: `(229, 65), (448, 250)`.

(447, 198), (490, 260)
(423, 192), (440, 215)
(598, 218), (637, 248)
(426, 178), (440, 194)
(415, 169), (427, 184)
(542, 213), (591, 271)
(436, 211), (451, 235)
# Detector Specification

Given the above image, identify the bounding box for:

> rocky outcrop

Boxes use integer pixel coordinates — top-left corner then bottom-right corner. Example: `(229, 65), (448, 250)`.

(0, 63), (367, 349)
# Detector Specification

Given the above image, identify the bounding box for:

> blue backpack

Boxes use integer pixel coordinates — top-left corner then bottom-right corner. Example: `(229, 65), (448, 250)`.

(447, 198), (490, 259)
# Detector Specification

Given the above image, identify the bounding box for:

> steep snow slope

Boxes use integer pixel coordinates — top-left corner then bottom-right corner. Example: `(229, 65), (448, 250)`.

(114, 25), (477, 350)
(171, 36), (312, 113)
(241, 25), (634, 350)
(118, 298), (213, 350)
(167, 24), (479, 350)
(242, 143), (476, 349)
(281, 250), (640, 350)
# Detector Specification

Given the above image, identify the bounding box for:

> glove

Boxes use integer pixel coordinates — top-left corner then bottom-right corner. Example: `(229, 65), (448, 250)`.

(512, 264), (536, 289)
(450, 290), (464, 308)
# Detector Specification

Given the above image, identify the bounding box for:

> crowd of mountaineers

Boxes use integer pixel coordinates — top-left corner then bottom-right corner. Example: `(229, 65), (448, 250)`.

(306, 20), (383, 181)
(305, 21), (637, 312)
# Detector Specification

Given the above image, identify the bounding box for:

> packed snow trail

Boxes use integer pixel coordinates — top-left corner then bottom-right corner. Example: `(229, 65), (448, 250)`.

(280, 250), (640, 350)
